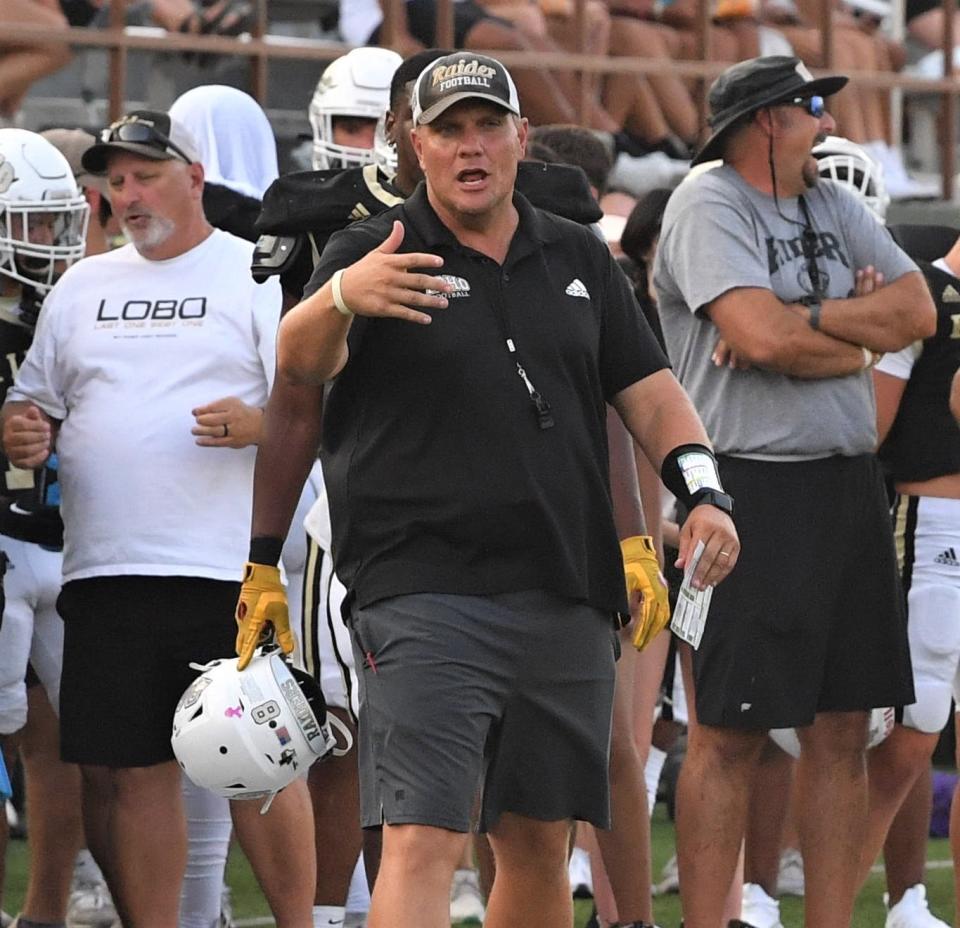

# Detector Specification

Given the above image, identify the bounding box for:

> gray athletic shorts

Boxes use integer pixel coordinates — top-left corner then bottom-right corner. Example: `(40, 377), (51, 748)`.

(349, 590), (619, 832)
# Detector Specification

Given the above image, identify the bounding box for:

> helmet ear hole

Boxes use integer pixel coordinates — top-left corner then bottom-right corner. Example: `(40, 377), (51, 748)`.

(290, 665), (328, 725)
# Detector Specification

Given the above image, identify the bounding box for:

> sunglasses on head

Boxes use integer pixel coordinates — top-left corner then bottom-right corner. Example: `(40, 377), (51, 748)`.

(787, 95), (825, 118)
(102, 118), (192, 164)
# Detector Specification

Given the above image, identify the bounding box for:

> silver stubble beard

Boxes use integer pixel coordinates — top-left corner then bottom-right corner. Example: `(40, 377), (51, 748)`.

(121, 212), (176, 252)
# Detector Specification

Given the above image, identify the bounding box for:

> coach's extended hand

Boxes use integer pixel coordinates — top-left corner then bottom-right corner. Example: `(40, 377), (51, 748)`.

(235, 562), (295, 670)
(621, 535), (671, 650)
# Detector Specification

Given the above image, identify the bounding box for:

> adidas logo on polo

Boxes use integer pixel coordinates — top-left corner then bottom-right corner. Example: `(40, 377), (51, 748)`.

(935, 547), (959, 566)
(566, 278), (590, 299)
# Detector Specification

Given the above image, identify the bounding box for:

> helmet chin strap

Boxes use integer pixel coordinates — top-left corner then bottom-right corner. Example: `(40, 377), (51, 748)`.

(328, 712), (354, 757)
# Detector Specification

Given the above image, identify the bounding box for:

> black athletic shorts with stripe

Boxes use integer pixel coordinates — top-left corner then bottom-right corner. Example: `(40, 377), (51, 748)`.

(691, 453), (914, 730)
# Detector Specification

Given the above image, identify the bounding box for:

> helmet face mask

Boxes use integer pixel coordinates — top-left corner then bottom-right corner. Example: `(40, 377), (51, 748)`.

(812, 135), (890, 222)
(309, 48), (402, 171)
(373, 112), (398, 177)
(0, 129), (89, 295)
(171, 649), (339, 803)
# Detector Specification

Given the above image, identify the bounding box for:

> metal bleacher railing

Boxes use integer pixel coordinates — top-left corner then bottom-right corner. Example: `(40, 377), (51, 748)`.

(4, 0), (960, 197)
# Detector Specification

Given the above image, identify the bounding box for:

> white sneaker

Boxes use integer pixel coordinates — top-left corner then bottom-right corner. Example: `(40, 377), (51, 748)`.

(608, 151), (690, 198)
(219, 884), (236, 928)
(868, 142), (941, 200)
(66, 880), (120, 928)
(652, 853), (679, 895)
(449, 868), (485, 924)
(741, 882), (784, 928)
(885, 884), (950, 928)
(776, 847), (804, 897)
(568, 846), (593, 899)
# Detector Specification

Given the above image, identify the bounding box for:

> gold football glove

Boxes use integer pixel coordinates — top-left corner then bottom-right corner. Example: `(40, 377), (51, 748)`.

(235, 562), (295, 671)
(621, 535), (671, 651)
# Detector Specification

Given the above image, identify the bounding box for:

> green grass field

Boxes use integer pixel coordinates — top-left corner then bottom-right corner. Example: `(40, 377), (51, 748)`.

(2, 805), (955, 926)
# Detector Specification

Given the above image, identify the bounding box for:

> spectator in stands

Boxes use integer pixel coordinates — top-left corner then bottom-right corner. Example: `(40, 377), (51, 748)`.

(479, 0), (697, 156)
(767, 0), (934, 198)
(0, 0), (71, 124)
(906, 0), (959, 63)
(162, 0), (251, 35)
(338, 0), (638, 136)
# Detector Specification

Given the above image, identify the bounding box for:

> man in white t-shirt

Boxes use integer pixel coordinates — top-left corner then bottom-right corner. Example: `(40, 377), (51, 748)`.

(0, 111), (314, 928)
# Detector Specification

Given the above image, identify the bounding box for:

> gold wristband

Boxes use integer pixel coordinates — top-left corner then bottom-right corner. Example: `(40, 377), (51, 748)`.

(331, 269), (353, 317)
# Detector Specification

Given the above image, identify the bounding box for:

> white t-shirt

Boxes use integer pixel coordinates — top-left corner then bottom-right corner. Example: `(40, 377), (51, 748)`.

(9, 229), (281, 583)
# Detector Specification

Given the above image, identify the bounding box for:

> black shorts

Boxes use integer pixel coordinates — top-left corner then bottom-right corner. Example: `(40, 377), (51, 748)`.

(58, 576), (239, 767)
(691, 454), (914, 730)
(369, 0), (512, 47)
(351, 590), (618, 832)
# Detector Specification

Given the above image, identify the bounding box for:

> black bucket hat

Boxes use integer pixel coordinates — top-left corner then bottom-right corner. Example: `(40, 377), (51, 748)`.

(692, 56), (848, 166)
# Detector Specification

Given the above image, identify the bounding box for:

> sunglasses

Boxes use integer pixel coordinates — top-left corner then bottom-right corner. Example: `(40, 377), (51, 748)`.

(102, 118), (193, 164)
(787, 95), (826, 118)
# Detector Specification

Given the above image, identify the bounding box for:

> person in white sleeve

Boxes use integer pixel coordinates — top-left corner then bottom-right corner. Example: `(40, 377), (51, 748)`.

(0, 110), (313, 928)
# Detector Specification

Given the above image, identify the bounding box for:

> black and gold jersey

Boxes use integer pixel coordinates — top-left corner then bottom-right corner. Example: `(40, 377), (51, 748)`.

(880, 260), (960, 483)
(253, 161), (603, 300)
(0, 298), (63, 547)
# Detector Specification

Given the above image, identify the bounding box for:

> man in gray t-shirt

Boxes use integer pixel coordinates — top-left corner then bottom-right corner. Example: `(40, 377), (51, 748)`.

(654, 56), (935, 928)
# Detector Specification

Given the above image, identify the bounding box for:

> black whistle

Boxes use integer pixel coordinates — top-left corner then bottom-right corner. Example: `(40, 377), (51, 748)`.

(533, 394), (554, 430)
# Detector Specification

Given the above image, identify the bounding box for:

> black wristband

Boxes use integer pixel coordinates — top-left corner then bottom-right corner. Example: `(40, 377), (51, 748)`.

(248, 535), (283, 566)
(660, 443), (732, 513)
(799, 294), (822, 330)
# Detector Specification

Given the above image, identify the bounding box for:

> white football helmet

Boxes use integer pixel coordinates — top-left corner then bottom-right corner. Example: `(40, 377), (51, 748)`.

(768, 705), (895, 759)
(0, 128), (89, 296)
(813, 135), (890, 222)
(171, 649), (345, 805)
(309, 47), (402, 170)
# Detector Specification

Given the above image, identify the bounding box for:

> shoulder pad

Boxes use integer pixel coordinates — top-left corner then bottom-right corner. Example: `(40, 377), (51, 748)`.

(251, 234), (303, 283)
(889, 224), (959, 263)
(256, 166), (403, 236)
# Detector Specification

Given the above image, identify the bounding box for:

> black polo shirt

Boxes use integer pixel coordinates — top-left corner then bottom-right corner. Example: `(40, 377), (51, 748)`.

(304, 183), (668, 616)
